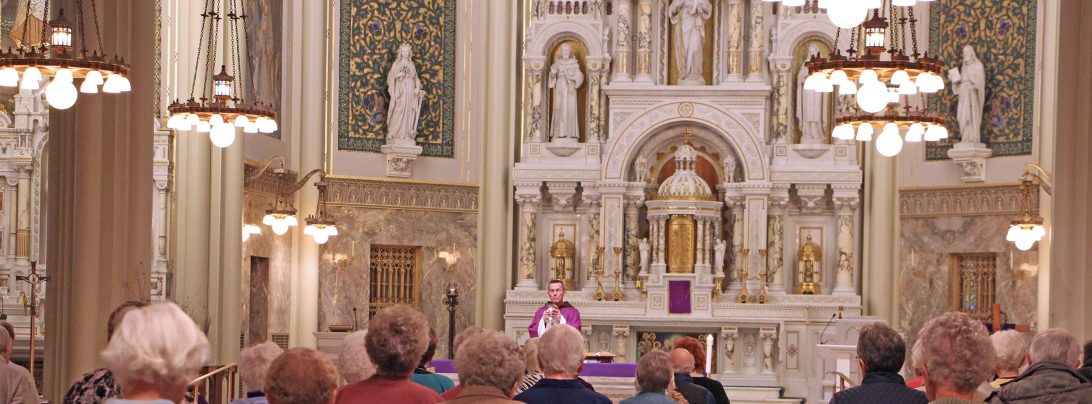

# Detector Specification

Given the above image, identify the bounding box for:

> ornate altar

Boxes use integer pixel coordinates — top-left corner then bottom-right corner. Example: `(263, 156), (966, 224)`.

(797, 233), (822, 294)
(551, 230), (576, 289)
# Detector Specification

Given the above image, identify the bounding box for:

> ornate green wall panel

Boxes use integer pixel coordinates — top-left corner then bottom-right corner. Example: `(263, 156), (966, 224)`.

(927, 0), (1037, 160)
(338, 0), (457, 157)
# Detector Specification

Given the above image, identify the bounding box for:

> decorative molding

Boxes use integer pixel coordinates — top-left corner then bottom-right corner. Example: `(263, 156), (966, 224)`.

(899, 183), (1034, 218)
(325, 176), (479, 212)
(243, 162), (298, 198)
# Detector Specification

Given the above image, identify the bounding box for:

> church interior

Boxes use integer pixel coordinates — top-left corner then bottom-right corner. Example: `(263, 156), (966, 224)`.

(0, 0), (1086, 402)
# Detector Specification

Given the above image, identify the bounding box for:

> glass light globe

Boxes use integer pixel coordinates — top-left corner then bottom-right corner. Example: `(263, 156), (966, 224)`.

(832, 123), (854, 140)
(85, 70), (104, 85)
(312, 232), (330, 245)
(244, 123), (259, 133)
(893, 0), (915, 6)
(875, 123), (904, 157)
(930, 74), (945, 90)
(259, 118), (278, 133)
(20, 67), (41, 90)
(887, 88), (901, 104)
(783, 0), (806, 6)
(856, 123), (874, 141)
(271, 221), (290, 235)
(325, 226), (339, 236)
(285, 215), (298, 227)
(167, 114), (185, 130)
(915, 72), (934, 92)
(1032, 225), (1046, 238)
(826, 1), (868, 29)
(856, 81), (889, 113)
(209, 114), (225, 126)
(829, 70), (849, 85)
(1006, 225), (1020, 241)
(55, 68), (74, 83)
(209, 123), (236, 148)
(803, 72), (824, 90)
(0, 67), (18, 87)
(195, 121), (211, 133)
(890, 70), (910, 86)
(1014, 237), (1035, 251)
(863, 0), (882, 7)
(102, 74), (123, 93)
(898, 82), (918, 95)
(118, 76), (131, 92)
(45, 80), (78, 109)
(905, 123), (925, 142)
(187, 113), (200, 125)
(839, 81), (858, 95)
(936, 125), (949, 139)
(234, 115), (250, 127)
(80, 78), (99, 93)
(816, 78), (834, 93)
(859, 69), (879, 84)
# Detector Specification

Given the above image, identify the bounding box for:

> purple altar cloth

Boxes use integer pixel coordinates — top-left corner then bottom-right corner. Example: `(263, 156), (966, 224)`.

(429, 360), (637, 378)
(668, 280), (691, 313)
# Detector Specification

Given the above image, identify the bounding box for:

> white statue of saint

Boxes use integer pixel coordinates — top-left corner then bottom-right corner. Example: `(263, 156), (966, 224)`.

(722, 155), (738, 182)
(638, 238), (650, 274)
(714, 239), (727, 275)
(668, 0), (712, 83)
(949, 45), (986, 144)
(635, 156), (649, 183)
(796, 44), (830, 144)
(386, 43), (425, 146)
(548, 43), (584, 141)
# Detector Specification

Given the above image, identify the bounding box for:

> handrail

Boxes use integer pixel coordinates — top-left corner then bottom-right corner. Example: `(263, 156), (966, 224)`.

(189, 363), (241, 404)
(191, 363), (237, 385)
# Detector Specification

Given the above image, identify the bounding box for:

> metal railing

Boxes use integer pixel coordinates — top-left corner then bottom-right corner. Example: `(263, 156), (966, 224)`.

(189, 363), (240, 404)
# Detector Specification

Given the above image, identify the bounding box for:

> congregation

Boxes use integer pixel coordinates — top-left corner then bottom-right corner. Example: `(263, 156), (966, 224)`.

(12, 299), (1084, 404)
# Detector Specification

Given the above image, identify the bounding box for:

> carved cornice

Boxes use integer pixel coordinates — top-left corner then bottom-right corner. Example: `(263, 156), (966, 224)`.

(899, 182), (1034, 218)
(325, 176), (479, 213)
(244, 162), (297, 198)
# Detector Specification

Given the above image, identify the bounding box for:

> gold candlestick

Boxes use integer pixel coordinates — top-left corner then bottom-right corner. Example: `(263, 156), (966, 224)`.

(593, 247), (607, 301)
(757, 249), (769, 304)
(736, 249), (751, 304)
(611, 247), (624, 301)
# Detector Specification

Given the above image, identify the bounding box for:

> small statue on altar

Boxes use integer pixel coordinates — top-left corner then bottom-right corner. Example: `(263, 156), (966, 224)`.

(714, 239), (727, 275)
(638, 238), (650, 274)
(551, 230), (576, 289)
(797, 233), (821, 294)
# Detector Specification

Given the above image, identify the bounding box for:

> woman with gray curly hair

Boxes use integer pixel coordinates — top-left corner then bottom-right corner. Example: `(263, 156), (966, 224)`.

(334, 304), (442, 403)
(231, 341), (284, 404)
(445, 329), (526, 403)
(988, 330), (1028, 389)
(917, 312), (996, 403)
(100, 302), (209, 404)
(336, 330), (375, 385)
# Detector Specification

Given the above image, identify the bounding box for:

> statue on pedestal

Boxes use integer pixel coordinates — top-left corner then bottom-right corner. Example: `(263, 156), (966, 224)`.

(797, 233), (821, 294)
(950, 45), (986, 144)
(386, 43), (424, 146)
(668, 0), (712, 83)
(638, 238), (650, 274)
(796, 44), (829, 144)
(548, 44), (584, 141)
(714, 239), (727, 276)
(550, 230), (576, 289)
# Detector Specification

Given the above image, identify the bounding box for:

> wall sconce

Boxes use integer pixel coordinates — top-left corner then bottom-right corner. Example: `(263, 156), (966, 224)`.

(242, 224), (261, 241)
(246, 156), (338, 244)
(439, 244), (460, 269)
(1006, 163), (1053, 251)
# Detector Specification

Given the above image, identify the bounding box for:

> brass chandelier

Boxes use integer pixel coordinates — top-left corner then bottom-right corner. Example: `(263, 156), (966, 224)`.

(803, 0), (947, 157)
(166, 0), (278, 148)
(1, 0), (132, 110)
(761, 0), (935, 29)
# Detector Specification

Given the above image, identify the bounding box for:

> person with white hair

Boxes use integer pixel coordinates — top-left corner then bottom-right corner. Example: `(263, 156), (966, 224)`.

(336, 330), (376, 385)
(987, 328), (1092, 403)
(444, 329), (525, 403)
(513, 338), (544, 396)
(232, 341), (284, 404)
(513, 324), (611, 404)
(917, 312), (995, 403)
(440, 326), (488, 400)
(667, 348), (714, 404)
(988, 330), (1029, 389)
(101, 302), (209, 404)
(64, 300), (148, 402)
(0, 324), (37, 404)
(621, 350), (676, 404)
(334, 304), (442, 403)
(264, 347), (338, 404)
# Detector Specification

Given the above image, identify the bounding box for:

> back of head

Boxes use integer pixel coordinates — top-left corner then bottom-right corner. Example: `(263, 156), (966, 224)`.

(107, 300), (149, 341)
(857, 322), (906, 374)
(0, 326), (10, 355)
(452, 326), (486, 357)
(538, 325), (585, 376)
(669, 348), (695, 374)
(990, 330), (1029, 372)
(918, 312), (995, 394)
(337, 330), (376, 384)
(419, 328), (439, 368)
(100, 302), (209, 390)
(674, 337), (705, 374)
(1029, 328), (1080, 366)
(636, 351), (673, 393)
(238, 341), (284, 392)
(523, 338), (542, 374)
(0, 321), (14, 341)
(455, 330), (525, 395)
(365, 304), (430, 377)
(265, 347), (338, 404)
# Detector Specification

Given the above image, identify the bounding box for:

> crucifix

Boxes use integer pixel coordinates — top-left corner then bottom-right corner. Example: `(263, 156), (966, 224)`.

(16, 261), (49, 378)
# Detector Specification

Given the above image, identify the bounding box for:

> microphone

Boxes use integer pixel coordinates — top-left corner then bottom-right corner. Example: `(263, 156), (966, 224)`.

(819, 313), (837, 344)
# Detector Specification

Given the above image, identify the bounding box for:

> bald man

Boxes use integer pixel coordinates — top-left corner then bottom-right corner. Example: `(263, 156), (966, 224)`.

(669, 348), (714, 404)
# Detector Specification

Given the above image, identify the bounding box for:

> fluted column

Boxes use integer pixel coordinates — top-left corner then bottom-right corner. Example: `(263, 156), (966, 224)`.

(767, 190), (788, 294)
(746, 0), (766, 82)
(516, 192), (542, 289)
(728, 199), (745, 290)
(696, 217), (706, 267)
(525, 66), (545, 142)
(635, 0), (654, 82)
(15, 168), (30, 264)
(833, 195), (859, 295)
(624, 195), (643, 279)
(726, 0), (744, 81)
(613, 0), (634, 82)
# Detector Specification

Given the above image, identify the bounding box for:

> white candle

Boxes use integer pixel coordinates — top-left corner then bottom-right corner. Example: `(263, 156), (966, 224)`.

(705, 334), (714, 375)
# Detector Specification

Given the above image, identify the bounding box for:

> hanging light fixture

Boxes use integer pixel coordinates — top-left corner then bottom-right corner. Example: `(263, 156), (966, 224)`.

(762, 0), (934, 29)
(166, 0), (278, 148)
(1006, 164), (1053, 251)
(303, 177), (339, 245)
(246, 157), (336, 244)
(0, 0), (132, 110)
(805, 0), (946, 157)
(242, 224), (261, 241)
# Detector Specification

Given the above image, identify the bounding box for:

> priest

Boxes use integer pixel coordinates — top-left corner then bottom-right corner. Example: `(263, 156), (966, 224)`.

(528, 279), (582, 338)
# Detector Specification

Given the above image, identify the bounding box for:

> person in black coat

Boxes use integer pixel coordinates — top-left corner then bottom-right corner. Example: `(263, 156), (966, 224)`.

(1079, 340), (1092, 382)
(674, 336), (730, 404)
(830, 322), (927, 404)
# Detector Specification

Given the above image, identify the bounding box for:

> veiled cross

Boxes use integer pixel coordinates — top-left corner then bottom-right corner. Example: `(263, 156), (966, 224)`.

(15, 261), (48, 378)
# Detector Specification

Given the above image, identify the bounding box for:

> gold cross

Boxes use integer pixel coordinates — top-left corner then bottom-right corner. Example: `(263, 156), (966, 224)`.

(15, 261), (49, 379)
(681, 127), (693, 144)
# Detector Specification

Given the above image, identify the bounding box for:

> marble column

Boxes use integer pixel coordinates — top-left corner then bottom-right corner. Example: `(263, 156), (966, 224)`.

(720, 327), (738, 374)
(767, 191), (788, 294)
(210, 133), (244, 363)
(2, 179), (13, 268)
(587, 68), (604, 143)
(613, 326), (631, 362)
(833, 196), (858, 296)
(728, 200), (745, 289)
(635, 0), (654, 82)
(43, 0), (156, 398)
(696, 217), (706, 266)
(726, 0), (744, 81)
(525, 67), (545, 142)
(746, 0), (765, 82)
(151, 127), (171, 300)
(759, 327), (777, 374)
(14, 169), (29, 264)
(516, 193), (542, 289)
(613, 0), (634, 82)
(772, 68), (791, 141)
(624, 195), (643, 280)
(656, 215), (668, 266)
(864, 146), (898, 324)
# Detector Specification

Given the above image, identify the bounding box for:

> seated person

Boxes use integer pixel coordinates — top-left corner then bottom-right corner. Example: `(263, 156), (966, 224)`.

(411, 328), (455, 393)
(621, 350), (677, 404)
(514, 325), (611, 404)
(264, 348), (338, 404)
(829, 322), (926, 404)
(668, 348), (714, 404)
(988, 328), (1092, 403)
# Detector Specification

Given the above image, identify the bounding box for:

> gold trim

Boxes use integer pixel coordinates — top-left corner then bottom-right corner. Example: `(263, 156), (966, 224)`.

(325, 174), (479, 188)
(898, 182), (1021, 192)
(325, 202), (476, 214)
(648, 195), (718, 201)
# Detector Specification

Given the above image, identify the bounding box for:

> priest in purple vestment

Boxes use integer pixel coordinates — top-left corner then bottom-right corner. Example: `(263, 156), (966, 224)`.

(528, 279), (582, 338)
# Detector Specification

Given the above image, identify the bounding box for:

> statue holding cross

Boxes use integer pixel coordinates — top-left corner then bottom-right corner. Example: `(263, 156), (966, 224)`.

(16, 261), (49, 378)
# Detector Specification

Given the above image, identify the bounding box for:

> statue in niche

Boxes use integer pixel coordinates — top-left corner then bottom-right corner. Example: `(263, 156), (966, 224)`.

(386, 43), (425, 146)
(722, 155), (737, 182)
(796, 44), (829, 144)
(635, 156), (649, 183)
(668, 0), (712, 83)
(638, 238), (650, 274)
(949, 45), (986, 144)
(714, 239), (727, 275)
(549, 43), (584, 141)
(797, 233), (821, 294)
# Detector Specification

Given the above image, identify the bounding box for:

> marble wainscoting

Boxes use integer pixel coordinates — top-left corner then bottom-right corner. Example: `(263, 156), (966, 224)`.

(241, 191), (295, 345)
(318, 205), (478, 359)
(898, 184), (1038, 355)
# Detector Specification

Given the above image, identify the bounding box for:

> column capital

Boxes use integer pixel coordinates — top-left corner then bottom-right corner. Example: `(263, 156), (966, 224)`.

(720, 326), (739, 339)
(624, 194), (645, 208)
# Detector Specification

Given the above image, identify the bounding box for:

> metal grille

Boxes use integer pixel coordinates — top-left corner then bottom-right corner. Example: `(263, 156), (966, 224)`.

(369, 245), (420, 317)
(271, 334), (289, 350)
(950, 254), (997, 321)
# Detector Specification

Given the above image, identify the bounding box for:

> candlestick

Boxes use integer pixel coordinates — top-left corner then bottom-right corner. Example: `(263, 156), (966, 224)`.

(705, 334), (714, 375)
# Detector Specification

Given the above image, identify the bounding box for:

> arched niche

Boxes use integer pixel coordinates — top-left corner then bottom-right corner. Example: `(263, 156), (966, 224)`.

(630, 123), (740, 185)
(604, 101), (766, 182)
(543, 37), (590, 141)
(791, 37), (833, 143)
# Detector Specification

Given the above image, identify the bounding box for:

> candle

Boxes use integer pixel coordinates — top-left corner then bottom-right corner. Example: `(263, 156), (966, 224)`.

(705, 334), (714, 375)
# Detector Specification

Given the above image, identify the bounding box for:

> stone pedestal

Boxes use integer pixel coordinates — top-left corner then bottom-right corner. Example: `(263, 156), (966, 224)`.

(380, 143), (423, 178)
(947, 142), (992, 183)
